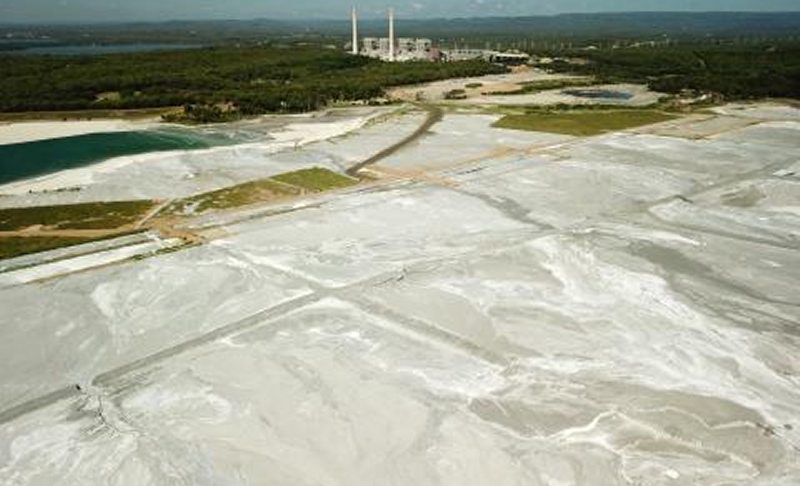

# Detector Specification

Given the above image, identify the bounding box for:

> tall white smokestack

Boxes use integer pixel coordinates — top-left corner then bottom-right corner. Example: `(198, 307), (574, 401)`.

(351, 6), (358, 55)
(389, 8), (395, 61)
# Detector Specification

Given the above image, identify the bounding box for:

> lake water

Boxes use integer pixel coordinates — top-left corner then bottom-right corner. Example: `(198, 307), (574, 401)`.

(3, 43), (202, 56)
(562, 88), (634, 100)
(0, 129), (237, 186)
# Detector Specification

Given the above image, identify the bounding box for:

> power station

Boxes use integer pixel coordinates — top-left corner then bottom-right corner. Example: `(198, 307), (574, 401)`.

(348, 6), (530, 65)
(350, 6), (435, 62)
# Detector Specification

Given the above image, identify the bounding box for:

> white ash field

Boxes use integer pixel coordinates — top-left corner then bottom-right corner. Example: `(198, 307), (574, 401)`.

(1, 93), (799, 485)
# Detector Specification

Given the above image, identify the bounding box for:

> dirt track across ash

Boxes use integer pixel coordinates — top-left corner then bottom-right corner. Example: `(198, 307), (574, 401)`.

(346, 103), (443, 177)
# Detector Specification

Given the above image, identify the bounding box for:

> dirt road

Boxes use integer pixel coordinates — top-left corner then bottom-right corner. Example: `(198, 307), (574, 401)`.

(346, 103), (444, 177)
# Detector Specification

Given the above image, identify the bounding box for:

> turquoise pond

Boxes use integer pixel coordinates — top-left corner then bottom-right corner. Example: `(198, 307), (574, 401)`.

(0, 129), (239, 186)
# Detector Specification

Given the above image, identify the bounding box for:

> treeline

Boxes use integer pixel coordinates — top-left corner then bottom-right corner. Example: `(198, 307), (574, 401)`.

(543, 43), (800, 100)
(0, 45), (505, 117)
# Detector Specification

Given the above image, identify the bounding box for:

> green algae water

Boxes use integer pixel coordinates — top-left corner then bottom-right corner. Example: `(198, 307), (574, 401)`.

(0, 129), (237, 186)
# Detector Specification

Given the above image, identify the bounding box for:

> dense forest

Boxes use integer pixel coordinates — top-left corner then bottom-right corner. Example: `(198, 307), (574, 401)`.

(0, 46), (505, 119)
(544, 43), (800, 100)
(1, 40), (798, 121)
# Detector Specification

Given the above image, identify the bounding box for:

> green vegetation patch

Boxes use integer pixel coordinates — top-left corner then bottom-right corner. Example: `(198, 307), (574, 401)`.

(271, 168), (358, 192)
(493, 109), (677, 136)
(166, 179), (301, 215)
(0, 236), (94, 260)
(166, 168), (357, 215)
(0, 200), (155, 231)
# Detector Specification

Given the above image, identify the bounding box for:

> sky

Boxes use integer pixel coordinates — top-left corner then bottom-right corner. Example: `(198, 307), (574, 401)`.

(1, 0), (799, 23)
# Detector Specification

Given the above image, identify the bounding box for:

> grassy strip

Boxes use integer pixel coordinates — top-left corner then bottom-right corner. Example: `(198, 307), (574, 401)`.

(271, 168), (358, 192)
(493, 109), (677, 136)
(0, 236), (94, 260)
(166, 167), (358, 215)
(0, 200), (155, 231)
(0, 168), (355, 232)
(166, 179), (300, 215)
(0, 168), (358, 259)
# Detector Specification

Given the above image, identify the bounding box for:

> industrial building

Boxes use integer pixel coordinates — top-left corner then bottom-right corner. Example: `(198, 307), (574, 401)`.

(349, 6), (530, 65)
(351, 7), (435, 62)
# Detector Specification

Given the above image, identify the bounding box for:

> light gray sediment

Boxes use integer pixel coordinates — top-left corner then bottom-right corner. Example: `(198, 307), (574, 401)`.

(0, 104), (798, 485)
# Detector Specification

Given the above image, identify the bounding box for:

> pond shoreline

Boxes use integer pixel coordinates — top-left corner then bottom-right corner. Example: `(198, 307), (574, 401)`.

(0, 119), (159, 146)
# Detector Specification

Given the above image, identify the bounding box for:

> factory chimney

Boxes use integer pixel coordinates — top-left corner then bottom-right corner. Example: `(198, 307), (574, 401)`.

(388, 7), (395, 61)
(351, 6), (359, 55)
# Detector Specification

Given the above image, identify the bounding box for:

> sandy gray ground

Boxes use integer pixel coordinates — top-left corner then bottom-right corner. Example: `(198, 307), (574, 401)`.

(0, 103), (799, 485)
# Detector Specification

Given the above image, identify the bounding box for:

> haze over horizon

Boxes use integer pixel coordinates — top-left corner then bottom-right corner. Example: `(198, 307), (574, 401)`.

(1, 0), (799, 24)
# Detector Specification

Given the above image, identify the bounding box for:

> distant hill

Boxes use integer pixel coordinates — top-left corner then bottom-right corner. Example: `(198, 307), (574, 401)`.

(310, 12), (800, 39)
(2, 12), (799, 46)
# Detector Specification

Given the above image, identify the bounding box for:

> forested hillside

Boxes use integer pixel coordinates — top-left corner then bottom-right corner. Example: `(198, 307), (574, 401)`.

(545, 43), (800, 100)
(0, 46), (504, 117)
